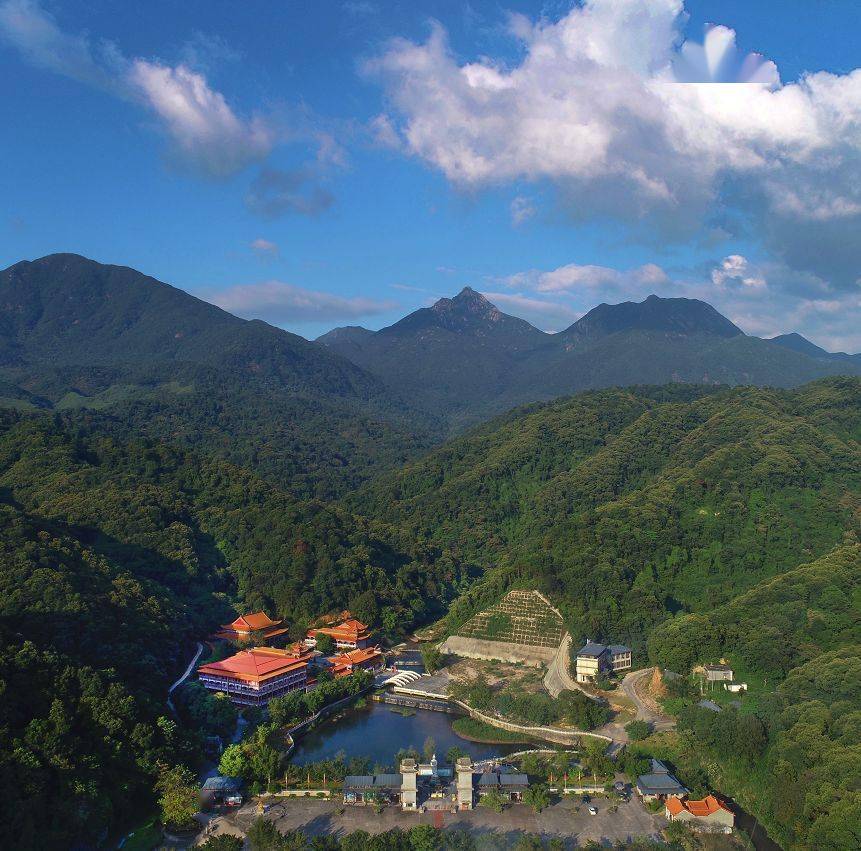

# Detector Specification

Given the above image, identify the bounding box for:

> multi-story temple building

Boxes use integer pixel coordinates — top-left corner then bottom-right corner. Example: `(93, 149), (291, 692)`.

(213, 611), (290, 644)
(305, 617), (373, 650)
(197, 646), (311, 706)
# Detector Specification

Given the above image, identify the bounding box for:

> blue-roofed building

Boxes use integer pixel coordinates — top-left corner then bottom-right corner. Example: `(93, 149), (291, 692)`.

(200, 775), (243, 807)
(635, 759), (688, 802)
(575, 640), (632, 682)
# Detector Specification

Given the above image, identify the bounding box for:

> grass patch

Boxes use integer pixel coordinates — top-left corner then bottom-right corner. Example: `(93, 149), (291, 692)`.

(451, 717), (531, 744)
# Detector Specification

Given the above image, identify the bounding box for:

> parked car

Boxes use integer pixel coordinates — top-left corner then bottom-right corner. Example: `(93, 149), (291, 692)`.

(588, 805), (598, 816)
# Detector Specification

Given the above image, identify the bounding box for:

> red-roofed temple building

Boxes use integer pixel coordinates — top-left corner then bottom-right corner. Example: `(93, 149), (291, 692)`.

(330, 647), (385, 677)
(213, 611), (289, 643)
(197, 647), (312, 706)
(305, 618), (373, 650)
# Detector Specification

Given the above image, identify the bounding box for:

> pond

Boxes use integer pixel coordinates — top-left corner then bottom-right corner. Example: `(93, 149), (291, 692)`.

(288, 702), (523, 766)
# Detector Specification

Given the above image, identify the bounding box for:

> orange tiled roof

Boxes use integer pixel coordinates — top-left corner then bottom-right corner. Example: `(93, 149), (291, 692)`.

(330, 646), (382, 676)
(222, 611), (283, 632)
(335, 647), (382, 665)
(307, 618), (371, 640)
(667, 795), (731, 818)
(198, 647), (307, 684)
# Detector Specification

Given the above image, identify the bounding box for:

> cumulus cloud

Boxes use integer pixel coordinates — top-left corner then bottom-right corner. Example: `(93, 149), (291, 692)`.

(209, 280), (398, 324)
(494, 253), (861, 351)
(711, 255), (766, 291)
(366, 0), (861, 286)
(501, 262), (669, 296)
(246, 168), (334, 218)
(0, 0), (272, 176)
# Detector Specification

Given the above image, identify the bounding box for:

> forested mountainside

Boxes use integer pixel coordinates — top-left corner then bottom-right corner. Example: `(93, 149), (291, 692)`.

(647, 541), (861, 850)
(0, 255), (437, 498)
(319, 289), (861, 430)
(354, 378), (861, 648)
(0, 410), (467, 847)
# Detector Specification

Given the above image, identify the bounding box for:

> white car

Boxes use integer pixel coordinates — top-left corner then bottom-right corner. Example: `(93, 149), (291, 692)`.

(588, 805), (598, 816)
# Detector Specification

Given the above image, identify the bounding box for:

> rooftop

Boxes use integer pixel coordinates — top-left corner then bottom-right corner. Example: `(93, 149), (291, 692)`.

(331, 646), (382, 666)
(637, 763), (688, 796)
(308, 618), (371, 638)
(201, 776), (242, 792)
(577, 641), (631, 657)
(343, 774), (403, 790)
(198, 646), (309, 683)
(478, 772), (529, 787)
(577, 642), (608, 658)
(222, 611), (283, 632)
(666, 795), (733, 818)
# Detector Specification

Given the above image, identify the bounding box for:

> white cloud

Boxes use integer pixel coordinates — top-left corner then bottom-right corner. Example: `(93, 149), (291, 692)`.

(711, 255), (766, 291)
(209, 280), (398, 324)
(500, 262), (669, 295)
(510, 195), (535, 226)
(128, 60), (272, 177)
(250, 238), (278, 257)
(366, 0), (861, 286)
(493, 254), (861, 351)
(0, 0), (272, 177)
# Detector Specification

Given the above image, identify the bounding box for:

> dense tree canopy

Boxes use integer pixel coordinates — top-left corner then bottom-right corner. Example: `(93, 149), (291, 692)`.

(0, 411), (464, 847)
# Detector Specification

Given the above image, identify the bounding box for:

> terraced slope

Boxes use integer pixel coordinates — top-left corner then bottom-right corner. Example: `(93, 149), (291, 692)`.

(454, 590), (564, 648)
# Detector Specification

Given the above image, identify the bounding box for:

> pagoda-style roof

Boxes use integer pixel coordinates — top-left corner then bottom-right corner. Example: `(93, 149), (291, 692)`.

(198, 647), (308, 684)
(223, 611), (282, 632)
(213, 611), (289, 642)
(330, 646), (383, 675)
(307, 618), (371, 640)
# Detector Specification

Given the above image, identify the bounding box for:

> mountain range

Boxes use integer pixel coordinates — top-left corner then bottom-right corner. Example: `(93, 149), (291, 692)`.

(0, 254), (436, 498)
(1, 252), (859, 849)
(3, 254), (859, 486)
(319, 286), (861, 429)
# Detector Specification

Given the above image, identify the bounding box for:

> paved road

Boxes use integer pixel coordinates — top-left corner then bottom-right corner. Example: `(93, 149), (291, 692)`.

(167, 641), (204, 713)
(543, 633), (598, 700)
(620, 668), (675, 732)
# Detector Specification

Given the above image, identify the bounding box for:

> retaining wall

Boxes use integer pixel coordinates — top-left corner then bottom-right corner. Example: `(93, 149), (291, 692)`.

(438, 636), (557, 666)
(451, 699), (612, 747)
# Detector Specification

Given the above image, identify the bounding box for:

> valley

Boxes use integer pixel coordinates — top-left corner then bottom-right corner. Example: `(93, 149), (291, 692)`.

(0, 255), (858, 851)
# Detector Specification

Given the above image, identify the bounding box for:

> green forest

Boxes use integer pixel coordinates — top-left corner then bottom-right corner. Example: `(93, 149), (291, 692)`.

(0, 376), (858, 849)
(0, 410), (466, 847)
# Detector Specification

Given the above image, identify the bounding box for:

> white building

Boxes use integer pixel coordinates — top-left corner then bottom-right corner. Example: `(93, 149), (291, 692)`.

(575, 640), (632, 683)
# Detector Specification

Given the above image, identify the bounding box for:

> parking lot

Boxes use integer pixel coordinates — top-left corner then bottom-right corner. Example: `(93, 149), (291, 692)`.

(204, 792), (665, 848)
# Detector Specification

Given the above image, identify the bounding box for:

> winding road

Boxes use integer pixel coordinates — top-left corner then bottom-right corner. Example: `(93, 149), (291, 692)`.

(620, 667), (675, 732)
(167, 641), (204, 713)
(543, 633), (597, 700)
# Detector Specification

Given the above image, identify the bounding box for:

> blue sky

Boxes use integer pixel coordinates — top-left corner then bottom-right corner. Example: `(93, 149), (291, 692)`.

(2, 0), (861, 350)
